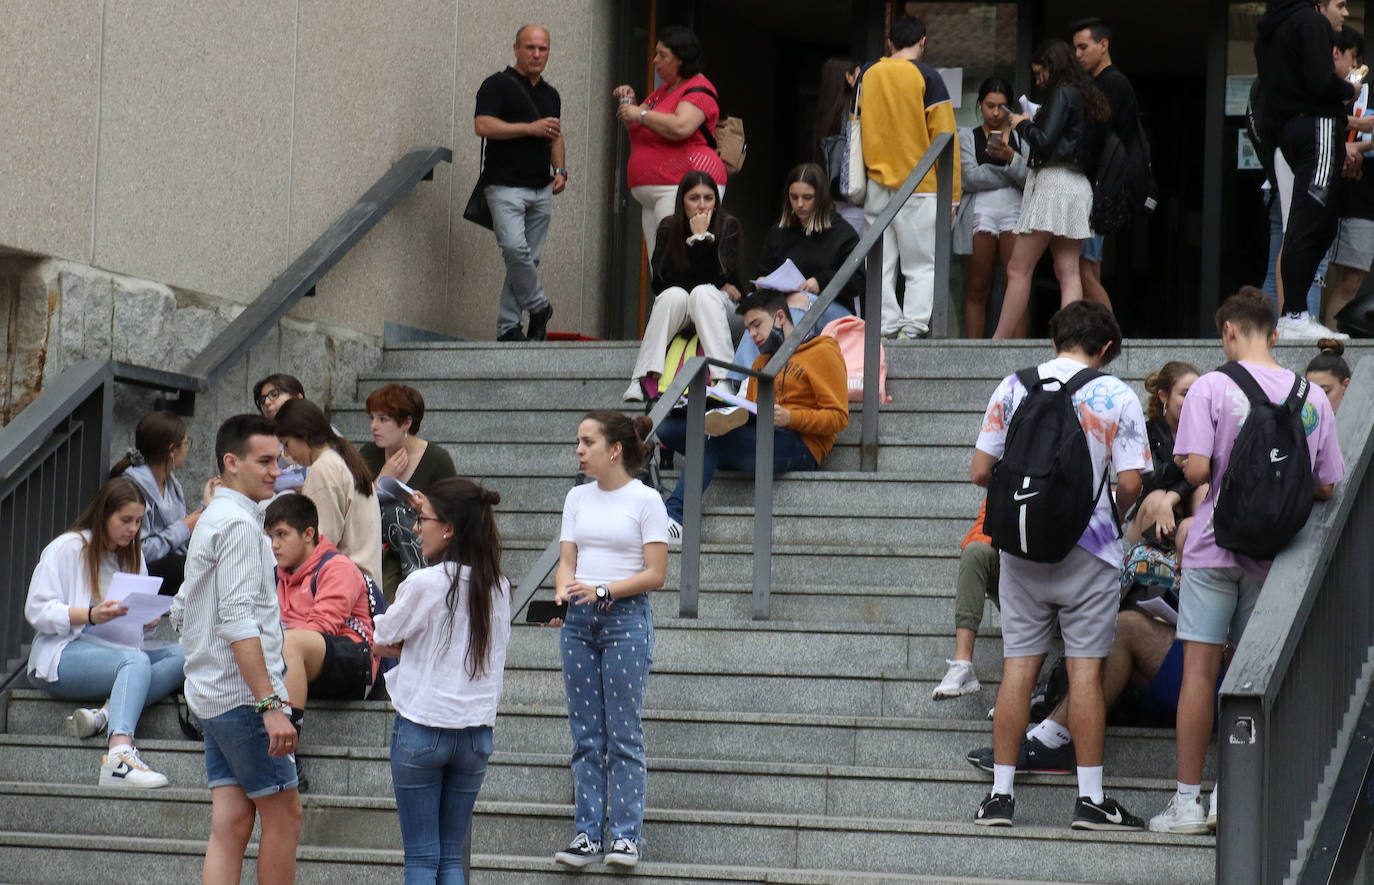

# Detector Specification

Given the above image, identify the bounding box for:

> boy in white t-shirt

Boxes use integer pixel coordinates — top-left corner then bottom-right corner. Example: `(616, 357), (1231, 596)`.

(970, 301), (1152, 831)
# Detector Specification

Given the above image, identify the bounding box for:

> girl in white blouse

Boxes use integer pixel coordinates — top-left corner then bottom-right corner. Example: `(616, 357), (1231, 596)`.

(24, 477), (184, 788)
(372, 478), (510, 883)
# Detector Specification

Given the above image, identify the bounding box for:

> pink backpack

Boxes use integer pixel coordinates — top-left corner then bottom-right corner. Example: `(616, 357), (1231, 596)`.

(820, 316), (892, 403)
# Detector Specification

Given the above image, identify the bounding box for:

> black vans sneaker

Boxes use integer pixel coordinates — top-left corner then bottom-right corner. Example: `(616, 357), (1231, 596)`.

(1072, 795), (1145, 831)
(554, 833), (602, 867)
(974, 792), (1015, 826)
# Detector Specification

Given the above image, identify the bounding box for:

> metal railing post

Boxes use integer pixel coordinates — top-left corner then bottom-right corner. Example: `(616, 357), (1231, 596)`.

(679, 368), (708, 619)
(930, 138), (954, 339)
(1218, 697), (1269, 884)
(860, 237), (884, 472)
(752, 377), (776, 620)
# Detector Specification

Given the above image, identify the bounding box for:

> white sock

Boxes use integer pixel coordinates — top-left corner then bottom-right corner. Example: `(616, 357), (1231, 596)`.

(1077, 765), (1104, 804)
(993, 763), (1015, 797)
(1027, 718), (1072, 749)
(1176, 782), (1201, 802)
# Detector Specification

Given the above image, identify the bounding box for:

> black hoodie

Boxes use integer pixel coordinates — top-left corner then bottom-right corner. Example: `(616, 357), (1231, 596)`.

(1255, 0), (1356, 124)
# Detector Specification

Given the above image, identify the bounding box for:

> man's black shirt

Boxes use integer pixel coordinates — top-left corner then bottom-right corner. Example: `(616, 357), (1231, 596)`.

(1094, 65), (1140, 141)
(474, 67), (561, 189)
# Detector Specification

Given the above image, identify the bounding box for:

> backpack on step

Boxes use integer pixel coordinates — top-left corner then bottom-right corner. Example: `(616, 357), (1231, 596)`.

(1211, 362), (1314, 560)
(820, 315), (892, 403)
(986, 367), (1110, 563)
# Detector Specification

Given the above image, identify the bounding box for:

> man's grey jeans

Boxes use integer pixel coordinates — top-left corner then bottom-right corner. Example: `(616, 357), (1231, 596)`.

(486, 183), (553, 336)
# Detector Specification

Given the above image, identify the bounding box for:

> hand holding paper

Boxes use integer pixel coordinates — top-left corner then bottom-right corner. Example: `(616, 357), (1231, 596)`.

(84, 573), (169, 648)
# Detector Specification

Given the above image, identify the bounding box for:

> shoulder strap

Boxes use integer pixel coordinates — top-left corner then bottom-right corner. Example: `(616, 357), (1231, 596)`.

(1013, 367), (1042, 392)
(502, 70), (544, 118)
(309, 551), (341, 598)
(1059, 367), (1104, 396)
(1218, 361), (1269, 408)
(680, 84), (721, 151)
(1282, 374), (1310, 415)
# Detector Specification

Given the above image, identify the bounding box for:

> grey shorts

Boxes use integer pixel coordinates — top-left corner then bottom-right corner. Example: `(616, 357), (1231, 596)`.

(1334, 217), (1374, 271)
(998, 545), (1119, 658)
(1175, 565), (1264, 646)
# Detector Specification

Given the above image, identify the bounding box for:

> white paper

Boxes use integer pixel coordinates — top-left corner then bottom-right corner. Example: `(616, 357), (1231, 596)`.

(1019, 94), (1041, 118)
(83, 572), (169, 648)
(751, 259), (807, 294)
(377, 476), (417, 504)
(705, 385), (758, 415)
(1136, 595), (1179, 626)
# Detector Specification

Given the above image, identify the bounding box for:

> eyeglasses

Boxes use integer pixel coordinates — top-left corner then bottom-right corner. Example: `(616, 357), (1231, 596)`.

(255, 388), (290, 410)
(414, 514), (446, 529)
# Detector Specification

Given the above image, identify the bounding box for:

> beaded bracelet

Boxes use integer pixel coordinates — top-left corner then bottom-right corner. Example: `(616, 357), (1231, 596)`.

(255, 694), (286, 714)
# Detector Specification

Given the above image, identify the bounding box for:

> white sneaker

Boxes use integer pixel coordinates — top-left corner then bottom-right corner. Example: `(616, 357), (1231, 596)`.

(623, 380), (645, 403)
(1277, 313), (1350, 341)
(1207, 786), (1218, 833)
(932, 659), (980, 699)
(1148, 792), (1208, 834)
(65, 707), (107, 738)
(99, 746), (169, 789)
(666, 518), (683, 550)
(604, 838), (640, 868)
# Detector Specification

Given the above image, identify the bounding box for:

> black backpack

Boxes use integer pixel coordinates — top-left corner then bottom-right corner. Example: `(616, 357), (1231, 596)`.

(986, 367), (1111, 563)
(1090, 117), (1159, 234)
(1211, 362), (1314, 560)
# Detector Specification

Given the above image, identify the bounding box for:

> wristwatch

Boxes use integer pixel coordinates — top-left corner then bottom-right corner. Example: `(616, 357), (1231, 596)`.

(595, 585), (611, 601)
(639, 108), (648, 121)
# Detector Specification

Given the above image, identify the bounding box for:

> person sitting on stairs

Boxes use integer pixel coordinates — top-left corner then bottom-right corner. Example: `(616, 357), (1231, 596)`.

(932, 498), (1000, 700)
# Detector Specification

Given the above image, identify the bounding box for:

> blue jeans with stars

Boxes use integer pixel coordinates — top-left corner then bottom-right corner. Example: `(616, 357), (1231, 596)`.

(559, 593), (654, 844)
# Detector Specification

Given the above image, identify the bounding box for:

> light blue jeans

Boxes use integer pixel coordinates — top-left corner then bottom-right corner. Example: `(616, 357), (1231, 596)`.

(390, 715), (492, 885)
(41, 638), (185, 737)
(485, 183), (553, 336)
(726, 304), (848, 383)
(560, 594), (654, 844)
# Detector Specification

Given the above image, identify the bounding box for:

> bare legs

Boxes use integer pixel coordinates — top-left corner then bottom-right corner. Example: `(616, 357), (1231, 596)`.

(203, 786), (302, 885)
(993, 233), (1084, 339)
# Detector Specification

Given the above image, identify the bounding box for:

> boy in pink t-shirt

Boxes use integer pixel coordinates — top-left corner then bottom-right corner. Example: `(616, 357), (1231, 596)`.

(1150, 287), (1345, 835)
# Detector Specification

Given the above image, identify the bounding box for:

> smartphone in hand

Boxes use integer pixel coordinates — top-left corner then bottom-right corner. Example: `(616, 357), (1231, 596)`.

(526, 600), (569, 624)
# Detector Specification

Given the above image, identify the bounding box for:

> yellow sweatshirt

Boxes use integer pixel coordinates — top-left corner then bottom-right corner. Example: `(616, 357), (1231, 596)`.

(746, 335), (850, 465)
(858, 57), (962, 201)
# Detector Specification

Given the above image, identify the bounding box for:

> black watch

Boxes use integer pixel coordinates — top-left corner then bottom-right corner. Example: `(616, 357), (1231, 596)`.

(595, 585), (610, 600)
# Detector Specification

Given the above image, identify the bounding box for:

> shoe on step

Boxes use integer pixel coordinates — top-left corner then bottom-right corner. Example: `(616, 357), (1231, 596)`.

(933, 659), (980, 699)
(604, 838), (640, 868)
(1072, 795), (1144, 831)
(99, 746), (168, 789)
(66, 707), (107, 739)
(554, 832), (602, 868)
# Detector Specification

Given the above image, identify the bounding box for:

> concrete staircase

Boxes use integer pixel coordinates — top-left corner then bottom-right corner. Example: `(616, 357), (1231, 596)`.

(5, 337), (1351, 883)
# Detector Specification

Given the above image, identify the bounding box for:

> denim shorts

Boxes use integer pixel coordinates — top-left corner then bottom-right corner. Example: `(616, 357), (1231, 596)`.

(196, 705), (299, 798)
(1176, 566), (1264, 647)
(1081, 233), (1105, 262)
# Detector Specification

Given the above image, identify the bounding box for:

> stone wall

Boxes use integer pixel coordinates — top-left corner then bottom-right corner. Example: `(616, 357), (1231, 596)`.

(0, 256), (380, 493)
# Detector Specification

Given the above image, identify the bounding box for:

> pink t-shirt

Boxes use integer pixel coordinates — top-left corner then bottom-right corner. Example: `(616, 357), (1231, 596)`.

(1174, 361), (1345, 578)
(627, 74), (727, 189)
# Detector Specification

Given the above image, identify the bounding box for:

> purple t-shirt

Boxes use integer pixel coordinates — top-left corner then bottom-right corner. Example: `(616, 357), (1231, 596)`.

(1174, 361), (1345, 578)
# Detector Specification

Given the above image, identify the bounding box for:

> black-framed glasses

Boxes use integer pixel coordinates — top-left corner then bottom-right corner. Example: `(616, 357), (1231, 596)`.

(255, 388), (289, 410)
(414, 515), (445, 529)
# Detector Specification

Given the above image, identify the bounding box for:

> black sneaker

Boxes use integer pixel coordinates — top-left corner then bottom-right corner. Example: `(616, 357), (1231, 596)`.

(553, 832), (602, 868)
(1072, 795), (1145, 831)
(497, 327), (527, 342)
(527, 304), (554, 341)
(293, 755), (310, 794)
(974, 792), (1015, 826)
(965, 736), (1075, 774)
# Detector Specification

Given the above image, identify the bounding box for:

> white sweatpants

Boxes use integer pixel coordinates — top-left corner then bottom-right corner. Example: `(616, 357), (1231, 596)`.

(863, 182), (937, 335)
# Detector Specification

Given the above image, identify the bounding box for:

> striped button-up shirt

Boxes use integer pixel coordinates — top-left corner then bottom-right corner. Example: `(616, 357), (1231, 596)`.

(171, 486), (287, 719)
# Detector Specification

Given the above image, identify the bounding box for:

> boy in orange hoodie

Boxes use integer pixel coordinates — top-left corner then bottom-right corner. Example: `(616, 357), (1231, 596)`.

(265, 493), (377, 790)
(656, 289), (849, 537)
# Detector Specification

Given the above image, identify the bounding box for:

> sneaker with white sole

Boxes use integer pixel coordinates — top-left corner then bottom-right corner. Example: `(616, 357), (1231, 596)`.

(65, 707), (107, 739)
(1207, 786), (1218, 833)
(704, 406), (749, 437)
(1072, 795), (1145, 831)
(1277, 312), (1350, 341)
(666, 518), (683, 549)
(974, 791), (1015, 826)
(1148, 792), (1209, 834)
(554, 832), (602, 868)
(604, 838), (640, 868)
(623, 380), (646, 403)
(99, 746), (168, 789)
(932, 659), (980, 699)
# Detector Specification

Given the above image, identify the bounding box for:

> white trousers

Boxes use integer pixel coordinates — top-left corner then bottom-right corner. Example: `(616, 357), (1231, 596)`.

(630, 284), (735, 385)
(863, 182), (937, 335)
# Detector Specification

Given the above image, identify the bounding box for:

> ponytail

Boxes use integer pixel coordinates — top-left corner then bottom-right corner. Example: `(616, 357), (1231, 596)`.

(426, 478), (505, 679)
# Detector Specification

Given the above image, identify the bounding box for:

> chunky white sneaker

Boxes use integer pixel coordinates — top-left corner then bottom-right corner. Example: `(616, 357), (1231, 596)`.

(1278, 313), (1350, 341)
(604, 838), (640, 868)
(99, 746), (169, 789)
(932, 659), (980, 699)
(65, 707), (107, 739)
(553, 832), (602, 868)
(1148, 793), (1208, 834)
(1207, 786), (1218, 832)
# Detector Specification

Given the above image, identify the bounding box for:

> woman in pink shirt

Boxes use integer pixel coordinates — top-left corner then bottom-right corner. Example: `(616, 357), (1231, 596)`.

(613, 26), (727, 258)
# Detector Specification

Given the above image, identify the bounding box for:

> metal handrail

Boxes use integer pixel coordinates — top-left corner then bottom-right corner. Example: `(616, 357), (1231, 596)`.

(1216, 356), (1374, 884)
(510, 133), (956, 622)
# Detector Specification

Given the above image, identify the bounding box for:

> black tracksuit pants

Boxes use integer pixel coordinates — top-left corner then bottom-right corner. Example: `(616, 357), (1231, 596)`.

(1277, 114), (1344, 315)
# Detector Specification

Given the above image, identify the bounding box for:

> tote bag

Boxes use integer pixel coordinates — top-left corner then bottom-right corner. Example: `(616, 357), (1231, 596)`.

(841, 79), (867, 205)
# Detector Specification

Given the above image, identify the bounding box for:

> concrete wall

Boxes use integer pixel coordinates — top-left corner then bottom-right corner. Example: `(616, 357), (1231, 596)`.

(0, 0), (617, 346)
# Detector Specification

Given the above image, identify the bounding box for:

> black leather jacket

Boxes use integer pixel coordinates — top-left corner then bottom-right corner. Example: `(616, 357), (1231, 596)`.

(1016, 85), (1100, 174)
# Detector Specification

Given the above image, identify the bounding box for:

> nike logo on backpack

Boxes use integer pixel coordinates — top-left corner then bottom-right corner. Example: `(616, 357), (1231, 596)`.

(1270, 448), (1288, 463)
(1013, 490), (1040, 502)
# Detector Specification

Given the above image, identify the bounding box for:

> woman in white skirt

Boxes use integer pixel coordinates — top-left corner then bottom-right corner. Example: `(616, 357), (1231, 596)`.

(993, 39), (1111, 339)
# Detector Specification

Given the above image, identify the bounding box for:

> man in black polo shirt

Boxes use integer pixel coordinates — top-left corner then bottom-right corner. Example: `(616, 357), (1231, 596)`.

(1072, 18), (1140, 314)
(474, 24), (566, 342)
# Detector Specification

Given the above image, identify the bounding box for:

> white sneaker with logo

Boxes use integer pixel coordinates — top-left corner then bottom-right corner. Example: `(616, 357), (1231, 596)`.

(1207, 786), (1218, 832)
(932, 659), (980, 699)
(1148, 792), (1208, 834)
(99, 746), (169, 789)
(604, 838), (640, 868)
(1277, 313), (1349, 341)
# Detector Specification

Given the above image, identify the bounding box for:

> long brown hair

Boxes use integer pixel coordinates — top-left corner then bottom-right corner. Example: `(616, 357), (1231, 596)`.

(426, 478), (505, 678)
(273, 398), (375, 497)
(778, 162), (836, 234)
(655, 170), (737, 280)
(1031, 39), (1110, 124)
(70, 478), (146, 602)
(814, 57), (857, 151)
(110, 411), (187, 476)
(1144, 361), (1200, 423)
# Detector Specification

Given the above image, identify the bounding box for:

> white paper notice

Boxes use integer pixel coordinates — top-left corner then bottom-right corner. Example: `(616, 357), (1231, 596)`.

(751, 259), (807, 294)
(705, 385), (758, 415)
(84, 572), (169, 648)
(1019, 94), (1041, 118)
(1136, 595), (1179, 626)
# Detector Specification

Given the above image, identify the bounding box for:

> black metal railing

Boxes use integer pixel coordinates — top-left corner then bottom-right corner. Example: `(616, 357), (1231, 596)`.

(510, 133), (956, 622)
(1217, 356), (1374, 884)
(0, 147), (451, 686)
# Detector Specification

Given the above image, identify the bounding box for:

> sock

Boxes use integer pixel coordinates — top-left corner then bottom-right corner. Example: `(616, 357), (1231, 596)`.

(1177, 781), (1201, 802)
(1077, 765), (1104, 804)
(1027, 718), (1072, 749)
(993, 763), (1015, 798)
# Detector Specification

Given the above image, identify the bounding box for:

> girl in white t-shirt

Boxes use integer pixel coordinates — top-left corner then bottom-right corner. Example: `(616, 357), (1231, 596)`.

(552, 411), (669, 870)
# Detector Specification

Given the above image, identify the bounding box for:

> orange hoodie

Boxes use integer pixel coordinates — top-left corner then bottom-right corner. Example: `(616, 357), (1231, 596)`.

(746, 334), (850, 464)
(276, 534), (377, 681)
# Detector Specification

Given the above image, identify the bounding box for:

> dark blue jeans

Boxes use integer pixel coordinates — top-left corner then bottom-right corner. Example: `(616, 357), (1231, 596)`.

(390, 715), (493, 884)
(657, 415), (818, 522)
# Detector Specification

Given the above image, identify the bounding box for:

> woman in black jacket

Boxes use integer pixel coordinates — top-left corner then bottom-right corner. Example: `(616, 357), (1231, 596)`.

(993, 39), (1110, 338)
(624, 170), (742, 402)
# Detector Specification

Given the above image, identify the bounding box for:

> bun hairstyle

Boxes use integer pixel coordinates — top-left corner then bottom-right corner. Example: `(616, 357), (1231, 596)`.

(1307, 338), (1352, 382)
(110, 411), (187, 476)
(273, 398), (374, 497)
(583, 410), (654, 473)
(424, 478), (505, 679)
(71, 477), (146, 603)
(1144, 360), (1200, 422)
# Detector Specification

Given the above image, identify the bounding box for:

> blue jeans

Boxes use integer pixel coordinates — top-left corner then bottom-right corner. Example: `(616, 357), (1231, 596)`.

(657, 415), (819, 523)
(726, 304), (848, 383)
(559, 594), (654, 843)
(390, 715), (493, 884)
(1263, 190), (1325, 318)
(485, 183), (553, 335)
(41, 638), (184, 738)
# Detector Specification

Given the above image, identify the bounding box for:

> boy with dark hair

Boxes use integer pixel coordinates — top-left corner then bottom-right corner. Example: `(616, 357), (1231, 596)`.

(655, 288), (849, 541)
(970, 301), (1151, 830)
(173, 414), (301, 885)
(264, 493), (377, 792)
(1150, 286), (1344, 834)
(251, 374), (305, 419)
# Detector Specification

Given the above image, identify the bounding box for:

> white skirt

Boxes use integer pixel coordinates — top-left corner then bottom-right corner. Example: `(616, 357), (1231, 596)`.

(1014, 164), (1093, 240)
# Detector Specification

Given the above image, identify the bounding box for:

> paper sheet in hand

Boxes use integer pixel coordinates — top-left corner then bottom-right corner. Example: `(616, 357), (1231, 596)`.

(1019, 94), (1041, 118)
(705, 385), (758, 415)
(751, 259), (807, 293)
(83, 572), (169, 648)
(1136, 596), (1179, 626)
(377, 476), (417, 505)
